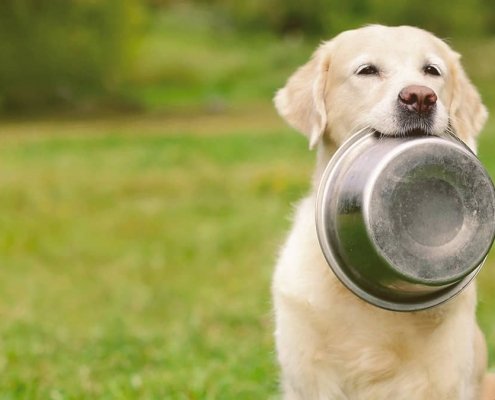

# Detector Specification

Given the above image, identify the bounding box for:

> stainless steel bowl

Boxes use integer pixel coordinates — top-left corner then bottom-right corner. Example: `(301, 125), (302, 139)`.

(316, 129), (495, 311)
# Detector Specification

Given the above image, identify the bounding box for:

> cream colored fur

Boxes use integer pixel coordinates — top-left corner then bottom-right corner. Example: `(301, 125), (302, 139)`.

(273, 25), (493, 400)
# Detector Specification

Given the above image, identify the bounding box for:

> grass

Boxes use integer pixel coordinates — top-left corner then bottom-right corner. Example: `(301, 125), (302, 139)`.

(0, 107), (494, 398)
(0, 108), (312, 399)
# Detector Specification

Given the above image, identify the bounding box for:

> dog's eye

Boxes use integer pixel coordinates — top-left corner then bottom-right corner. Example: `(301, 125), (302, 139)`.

(356, 64), (379, 76)
(423, 64), (442, 76)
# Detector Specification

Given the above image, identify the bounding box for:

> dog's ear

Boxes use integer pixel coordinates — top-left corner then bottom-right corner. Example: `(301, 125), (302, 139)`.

(274, 43), (331, 150)
(448, 53), (488, 147)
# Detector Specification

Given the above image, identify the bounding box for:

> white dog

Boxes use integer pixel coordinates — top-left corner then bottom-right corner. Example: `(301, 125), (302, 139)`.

(273, 25), (494, 400)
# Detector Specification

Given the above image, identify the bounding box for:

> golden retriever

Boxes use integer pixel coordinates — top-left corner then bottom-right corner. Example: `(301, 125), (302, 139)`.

(272, 25), (495, 400)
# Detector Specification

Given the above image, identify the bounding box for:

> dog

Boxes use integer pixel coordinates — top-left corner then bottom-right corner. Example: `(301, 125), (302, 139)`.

(272, 25), (495, 400)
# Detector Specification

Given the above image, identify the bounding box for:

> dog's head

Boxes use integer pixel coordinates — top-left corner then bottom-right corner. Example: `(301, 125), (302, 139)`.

(275, 25), (487, 151)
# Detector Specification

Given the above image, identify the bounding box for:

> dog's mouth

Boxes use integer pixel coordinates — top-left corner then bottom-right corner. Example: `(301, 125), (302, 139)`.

(398, 128), (432, 137)
(366, 103), (449, 139)
(395, 105), (437, 136)
(373, 127), (433, 139)
(373, 115), (437, 138)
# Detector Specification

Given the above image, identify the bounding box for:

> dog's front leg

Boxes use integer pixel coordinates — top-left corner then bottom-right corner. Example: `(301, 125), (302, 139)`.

(274, 293), (349, 400)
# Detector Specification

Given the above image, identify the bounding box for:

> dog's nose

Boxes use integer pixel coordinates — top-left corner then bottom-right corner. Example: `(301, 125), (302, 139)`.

(398, 85), (437, 114)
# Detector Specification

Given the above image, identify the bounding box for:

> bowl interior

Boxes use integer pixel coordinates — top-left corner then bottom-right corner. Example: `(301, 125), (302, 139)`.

(366, 140), (495, 285)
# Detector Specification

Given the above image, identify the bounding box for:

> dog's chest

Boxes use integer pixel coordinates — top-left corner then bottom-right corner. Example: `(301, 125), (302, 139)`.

(311, 267), (476, 399)
(329, 337), (473, 399)
(273, 197), (478, 399)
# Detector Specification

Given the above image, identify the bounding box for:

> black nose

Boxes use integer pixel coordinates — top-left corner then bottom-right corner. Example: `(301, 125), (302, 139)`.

(398, 85), (437, 114)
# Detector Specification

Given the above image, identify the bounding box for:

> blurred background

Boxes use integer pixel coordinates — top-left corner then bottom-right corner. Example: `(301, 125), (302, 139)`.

(0, 0), (494, 398)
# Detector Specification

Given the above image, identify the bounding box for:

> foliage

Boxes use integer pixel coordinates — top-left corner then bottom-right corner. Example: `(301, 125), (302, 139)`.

(123, 4), (495, 116)
(0, 0), (493, 113)
(124, 7), (316, 111)
(187, 0), (494, 38)
(0, 0), (143, 112)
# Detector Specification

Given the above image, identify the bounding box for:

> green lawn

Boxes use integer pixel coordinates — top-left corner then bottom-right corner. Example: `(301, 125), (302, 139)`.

(0, 108), (494, 399)
(0, 108), (309, 399)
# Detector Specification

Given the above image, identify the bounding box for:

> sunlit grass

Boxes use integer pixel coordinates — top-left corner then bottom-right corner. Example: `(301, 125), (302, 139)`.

(0, 112), (312, 398)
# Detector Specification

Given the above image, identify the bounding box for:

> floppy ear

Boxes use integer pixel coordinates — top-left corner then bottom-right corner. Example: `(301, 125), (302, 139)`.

(449, 53), (488, 146)
(274, 43), (331, 150)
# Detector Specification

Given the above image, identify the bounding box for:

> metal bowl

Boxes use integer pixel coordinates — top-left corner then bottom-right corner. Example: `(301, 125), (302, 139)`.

(316, 129), (495, 311)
